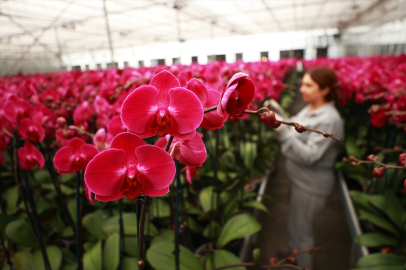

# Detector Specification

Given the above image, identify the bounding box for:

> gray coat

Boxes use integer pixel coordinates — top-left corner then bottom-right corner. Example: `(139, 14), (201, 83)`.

(277, 102), (344, 196)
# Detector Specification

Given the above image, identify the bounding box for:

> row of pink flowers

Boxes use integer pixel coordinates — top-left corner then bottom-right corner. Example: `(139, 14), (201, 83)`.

(1, 56), (405, 203)
(304, 55), (406, 127)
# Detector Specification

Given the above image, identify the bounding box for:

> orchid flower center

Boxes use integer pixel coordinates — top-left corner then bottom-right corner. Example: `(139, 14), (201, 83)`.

(151, 109), (172, 137)
(121, 171), (141, 201)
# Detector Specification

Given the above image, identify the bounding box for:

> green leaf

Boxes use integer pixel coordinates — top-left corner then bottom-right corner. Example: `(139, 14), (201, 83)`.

(187, 217), (200, 233)
(60, 174), (75, 183)
(32, 246), (63, 270)
(0, 213), (17, 239)
(5, 219), (37, 247)
(41, 183), (76, 196)
(150, 230), (174, 246)
(252, 248), (261, 266)
(350, 191), (378, 213)
(383, 190), (406, 229)
(199, 186), (217, 212)
(124, 236), (138, 257)
(11, 251), (34, 270)
(60, 262), (77, 270)
(243, 201), (268, 213)
(33, 170), (52, 183)
(83, 210), (108, 240)
(345, 136), (362, 159)
(2, 186), (18, 214)
(151, 198), (171, 218)
(103, 234), (119, 270)
(214, 250), (246, 270)
(356, 253), (405, 268)
(351, 267), (403, 270)
(83, 240), (102, 270)
(202, 221), (222, 239)
(355, 233), (398, 247)
(60, 247), (76, 265)
(217, 213), (261, 248)
(146, 242), (203, 270)
(102, 213), (158, 236)
(122, 257), (139, 270)
(358, 209), (399, 236)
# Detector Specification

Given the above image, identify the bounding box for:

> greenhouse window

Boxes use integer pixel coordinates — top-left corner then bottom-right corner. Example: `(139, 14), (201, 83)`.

(172, 57), (180, 64)
(151, 59), (166, 66)
(236, 53), (243, 61)
(317, 48), (328, 57)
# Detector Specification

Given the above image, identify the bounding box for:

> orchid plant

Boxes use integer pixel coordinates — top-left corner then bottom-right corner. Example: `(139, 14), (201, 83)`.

(1, 55), (405, 270)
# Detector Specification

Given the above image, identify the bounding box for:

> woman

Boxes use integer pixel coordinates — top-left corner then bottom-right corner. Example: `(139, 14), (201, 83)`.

(270, 67), (344, 270)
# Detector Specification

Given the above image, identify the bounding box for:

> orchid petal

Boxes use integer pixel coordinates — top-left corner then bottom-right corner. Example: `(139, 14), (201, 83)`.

(186, 79), (208, 105)
(53, 146), (75, 173)
(168, 88), (203, 134)
(95, 193), (124, 202)
(150, 71), (180, 108)
(107, 115), (126, 136)
(121, 86), (158, 134)
(235, 79), (256, 108)
(135, 145), (175, 190)
(226, 72), (248, 89)
(110, 132), (146, 168)
(84, 149), (127, 196)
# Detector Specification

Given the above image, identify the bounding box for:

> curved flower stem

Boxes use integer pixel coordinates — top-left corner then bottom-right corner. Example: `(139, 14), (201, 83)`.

(118, 198), (124, 270)
(138, 197), (150, 270)
(204, 105), (217, 114)
(248, 108), (341, 142)
(343, 156), (406, 170)
(37, 142), (77, 236)
(76, 172), (83, 270)
(174, 161), (181, 270)
(22, 170), (52, 270)
(165, 136), (174, 152)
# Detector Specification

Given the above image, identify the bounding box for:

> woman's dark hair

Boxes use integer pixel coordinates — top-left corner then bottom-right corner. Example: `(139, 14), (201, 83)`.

(307, 67), (342, 105)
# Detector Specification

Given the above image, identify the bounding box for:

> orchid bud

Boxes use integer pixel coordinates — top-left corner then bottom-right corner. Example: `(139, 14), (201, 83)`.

(404, 179), (406, 193)
(228, 116), (240, 123)
(366, 154), (377, 161)
(260, 111), (277, 127)
(57, 117), (67, 127)
(398, 153), (406, 166)
(295, 124), (306, 133)
(372, 167), (385, 178)
(287, 256), (296, 264)
(269, 257), (276, 265)
(350, 161), (358, 167)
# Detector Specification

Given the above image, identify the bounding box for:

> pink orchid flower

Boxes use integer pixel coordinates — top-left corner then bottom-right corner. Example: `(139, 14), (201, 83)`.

(85, 132), (175, 201)
(217, 72), (255, 117)
(53, 137), (99, 174)
(17, 142), (44, 170)
(18, 117), (45, 143)
(186, 79), (228, 130)
(121, 71), (203, 139)
(155, 132), (206, 167)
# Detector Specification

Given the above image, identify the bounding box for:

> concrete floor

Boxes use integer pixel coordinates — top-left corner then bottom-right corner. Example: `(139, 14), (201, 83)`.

(249, 156), (352, 270)
(248, 90), (352, 270)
